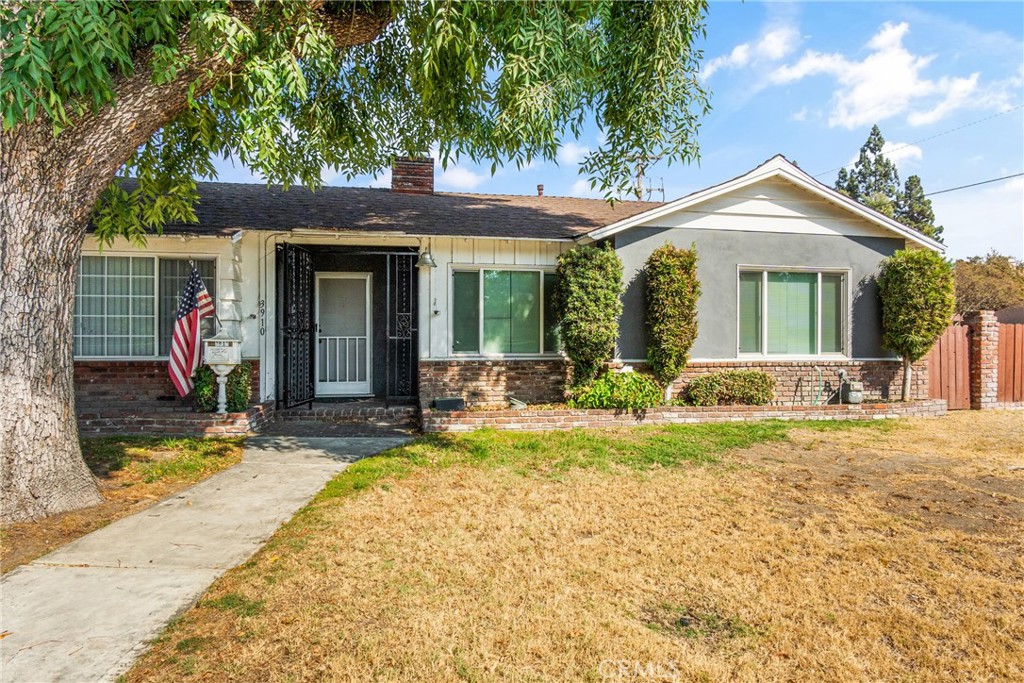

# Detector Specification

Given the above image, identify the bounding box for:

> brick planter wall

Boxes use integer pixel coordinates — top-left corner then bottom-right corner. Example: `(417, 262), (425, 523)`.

(78, 401), (274, 437)
(664, 359), (927, 405)
(419, 359), (568, 408)
(422, 400), (947, 433)
(74, 359), (261, 414)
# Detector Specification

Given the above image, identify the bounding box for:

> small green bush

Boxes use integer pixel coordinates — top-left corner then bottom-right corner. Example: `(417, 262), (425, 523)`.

(645, 242), (700, 389)
(193, 362), (252, 413)
(684, 370), (775, 407)
(554, 244), (625, 386)
(568, 370), (663, 410)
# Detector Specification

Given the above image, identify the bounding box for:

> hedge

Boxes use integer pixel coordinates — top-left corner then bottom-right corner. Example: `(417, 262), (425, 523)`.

(568, 370), (663, 410)
(645, 242), (700, 390)
(684, 370), (775, 407)
(554, 244), (624, 386)
(193, 361), (253, 413)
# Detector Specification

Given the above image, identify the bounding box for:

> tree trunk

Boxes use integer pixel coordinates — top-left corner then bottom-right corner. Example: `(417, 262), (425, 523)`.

(901, 358), (913, 402)
(1, 126), (102, 522)
(0, 5), (392, 523)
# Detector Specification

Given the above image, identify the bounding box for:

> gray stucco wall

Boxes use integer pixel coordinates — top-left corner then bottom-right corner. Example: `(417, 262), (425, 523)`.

(613, 228), (904, 360)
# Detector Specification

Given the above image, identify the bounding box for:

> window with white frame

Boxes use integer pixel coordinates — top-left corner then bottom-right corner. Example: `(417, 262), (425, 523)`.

(738, 269), (846, 356)
(451, 268), (560, 355)
(74, 255), (216, 358)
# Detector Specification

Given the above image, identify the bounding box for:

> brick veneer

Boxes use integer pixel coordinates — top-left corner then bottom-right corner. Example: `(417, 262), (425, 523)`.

(74, 359), (261, 414)
(418, 359), (568, 408)
(668, 359), (927, 405)
(967, 311), (1000, 409)
(78, 401), (274, 437)
(422, 399), (948, 433)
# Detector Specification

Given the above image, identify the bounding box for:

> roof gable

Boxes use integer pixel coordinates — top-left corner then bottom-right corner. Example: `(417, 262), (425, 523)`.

(582, 155), (945, 252)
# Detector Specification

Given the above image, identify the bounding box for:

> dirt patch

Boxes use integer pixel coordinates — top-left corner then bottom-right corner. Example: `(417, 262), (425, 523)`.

(1, 437), (244, 573)
(127, 412), (1024, 682)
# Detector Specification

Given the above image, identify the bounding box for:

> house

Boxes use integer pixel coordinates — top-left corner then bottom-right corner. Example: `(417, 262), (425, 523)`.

(74, 155), (945, 428)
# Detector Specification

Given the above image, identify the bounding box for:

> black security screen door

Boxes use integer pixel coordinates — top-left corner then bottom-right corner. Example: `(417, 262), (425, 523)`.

(385, 253), (418, 401)
(276, 243), (315, 408)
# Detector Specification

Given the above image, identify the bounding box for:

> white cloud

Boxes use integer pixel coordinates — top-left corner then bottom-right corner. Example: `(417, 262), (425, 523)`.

(845, 141), (923, 172)
(768, 21), (999, 129)
(702, 24), (799, 80)
(557, 141), (591, 165)
(437, 166), (486, 191)
(933, 176), (1024, 259)
(791, 106), (809, 122)
(570, 178), (602, 199)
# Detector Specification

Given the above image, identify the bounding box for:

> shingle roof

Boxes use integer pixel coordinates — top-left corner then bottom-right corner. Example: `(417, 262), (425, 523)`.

(107, 180), (663, 240)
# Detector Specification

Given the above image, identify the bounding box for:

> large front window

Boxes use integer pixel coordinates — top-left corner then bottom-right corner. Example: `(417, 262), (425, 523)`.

(74, 255), (216, 358)
(452, 268), (559, 355)
(739, 269), (846, 356)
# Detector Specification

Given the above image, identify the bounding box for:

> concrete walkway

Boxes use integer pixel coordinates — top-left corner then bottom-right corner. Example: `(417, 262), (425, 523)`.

(0, 435), (409, 683)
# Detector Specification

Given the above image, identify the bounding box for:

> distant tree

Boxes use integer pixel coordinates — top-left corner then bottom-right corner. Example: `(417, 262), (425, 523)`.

(896, 175), (943, 242)
(953, 251), (1024, 314)
(877, 249), (955, 401)
(836, 125), (901, 210)
(836, 126), (943, 241)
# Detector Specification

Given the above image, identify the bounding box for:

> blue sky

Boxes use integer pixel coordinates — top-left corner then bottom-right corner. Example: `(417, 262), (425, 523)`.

(213, 1), (1024, 260)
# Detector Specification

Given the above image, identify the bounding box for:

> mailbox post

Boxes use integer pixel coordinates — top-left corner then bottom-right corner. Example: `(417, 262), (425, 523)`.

(203, 329), (242, 414)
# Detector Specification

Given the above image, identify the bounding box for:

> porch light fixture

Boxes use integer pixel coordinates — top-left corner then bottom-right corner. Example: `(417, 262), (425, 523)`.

(416, 249), (437, 268)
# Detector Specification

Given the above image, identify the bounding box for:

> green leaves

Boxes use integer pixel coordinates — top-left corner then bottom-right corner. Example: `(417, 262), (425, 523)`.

(554, 244), (625, 386)
(645, 243), (701, 389)
(877, 249), (955, 364)
(3, 1), (711, 239)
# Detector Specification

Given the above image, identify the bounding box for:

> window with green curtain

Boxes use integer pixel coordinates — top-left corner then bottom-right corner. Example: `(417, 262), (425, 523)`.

(452, 271), (480, 353)
(452, 269), (556, 355)
(767, 272), (817, 355)
(543, 272), (560, 352)
(738, 271), (762, 353)
(482, 270), (540, 354)
(820, 273), (844, 353)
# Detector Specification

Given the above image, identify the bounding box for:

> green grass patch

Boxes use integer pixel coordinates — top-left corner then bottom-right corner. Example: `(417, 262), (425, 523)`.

(204, 592), (264, 617)
(81, 437), (244, 484)
(305, 419), (893, 511)
(645, 602), (764, 641)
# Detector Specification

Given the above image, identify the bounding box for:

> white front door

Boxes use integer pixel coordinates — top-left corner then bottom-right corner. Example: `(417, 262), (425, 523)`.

(315, 273), (372, 396)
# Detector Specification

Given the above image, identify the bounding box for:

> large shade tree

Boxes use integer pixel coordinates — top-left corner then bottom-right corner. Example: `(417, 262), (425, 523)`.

(0, 1), (710, 522)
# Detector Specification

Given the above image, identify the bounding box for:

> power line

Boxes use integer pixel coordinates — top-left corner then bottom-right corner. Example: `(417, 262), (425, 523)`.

(812, 104), (1024, 179)
(924, 172), (1024, 197)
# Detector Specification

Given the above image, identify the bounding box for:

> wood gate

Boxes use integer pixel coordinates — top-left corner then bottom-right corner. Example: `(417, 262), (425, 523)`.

(997, 324), (1024, 404)
(926, 322), (970, 410)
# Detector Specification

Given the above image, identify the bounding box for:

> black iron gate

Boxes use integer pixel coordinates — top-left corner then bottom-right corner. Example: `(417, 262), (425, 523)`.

(385, 253), (418, 401)
(276, 243), (315, 408)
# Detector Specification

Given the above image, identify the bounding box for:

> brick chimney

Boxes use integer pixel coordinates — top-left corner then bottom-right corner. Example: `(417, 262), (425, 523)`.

(537, 184), (544, 197)
(391, 156), (434, 194)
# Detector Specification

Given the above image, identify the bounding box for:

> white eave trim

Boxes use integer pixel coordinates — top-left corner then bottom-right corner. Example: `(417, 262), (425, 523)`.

(579, 155), (946, 253)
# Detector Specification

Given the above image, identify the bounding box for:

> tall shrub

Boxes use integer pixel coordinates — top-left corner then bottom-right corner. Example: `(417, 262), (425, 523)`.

(554, 244), (624, 386)
(645, 243), (700, 396)
(877, 249), (955, 401)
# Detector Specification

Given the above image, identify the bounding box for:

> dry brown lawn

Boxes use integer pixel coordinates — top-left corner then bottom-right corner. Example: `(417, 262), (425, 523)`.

(128, 412), (1023, 682)
(1, 437), (244, 573)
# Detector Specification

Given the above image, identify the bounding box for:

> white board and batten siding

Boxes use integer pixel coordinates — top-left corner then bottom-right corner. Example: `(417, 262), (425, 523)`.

(646, 178), (905, 242)
(419, 236), (571, 360)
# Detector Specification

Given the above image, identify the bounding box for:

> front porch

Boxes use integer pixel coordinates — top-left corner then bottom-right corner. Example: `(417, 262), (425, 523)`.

(274, 243), (420, 408)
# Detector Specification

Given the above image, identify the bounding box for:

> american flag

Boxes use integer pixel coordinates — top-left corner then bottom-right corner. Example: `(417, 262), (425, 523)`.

(168, 267), (216, 397)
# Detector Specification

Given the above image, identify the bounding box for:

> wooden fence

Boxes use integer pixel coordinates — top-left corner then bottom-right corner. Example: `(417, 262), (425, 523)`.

(998, 324), (1024, 404)
(926, 323), (971, 410)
